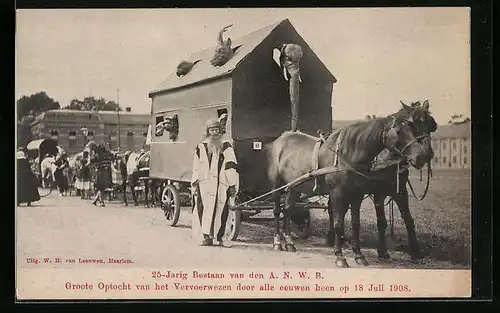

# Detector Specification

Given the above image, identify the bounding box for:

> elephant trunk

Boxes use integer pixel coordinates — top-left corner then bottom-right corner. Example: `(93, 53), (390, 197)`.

(288, 66), (300, 132)
(281, 44), (303, 132)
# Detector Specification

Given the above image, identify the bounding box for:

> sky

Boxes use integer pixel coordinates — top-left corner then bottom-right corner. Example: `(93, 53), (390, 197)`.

(15, 8), (470, 124)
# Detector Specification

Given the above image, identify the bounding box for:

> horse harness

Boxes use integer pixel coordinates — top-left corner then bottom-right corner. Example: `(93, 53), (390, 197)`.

(310, 115), (432, 199)
(311, 129), (342, 193)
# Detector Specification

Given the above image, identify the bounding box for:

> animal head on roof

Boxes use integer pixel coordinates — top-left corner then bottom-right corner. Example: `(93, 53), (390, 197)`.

(210, 24), (235, 67)
(176, 60), (202, 77)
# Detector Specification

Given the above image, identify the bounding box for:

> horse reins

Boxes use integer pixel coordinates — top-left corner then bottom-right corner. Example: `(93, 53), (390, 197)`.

(407, 161), (433, 201)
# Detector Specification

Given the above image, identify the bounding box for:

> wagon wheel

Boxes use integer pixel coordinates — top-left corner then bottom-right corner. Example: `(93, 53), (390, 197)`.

(161, 184), (181, 227)
(227, 209), (242, 241)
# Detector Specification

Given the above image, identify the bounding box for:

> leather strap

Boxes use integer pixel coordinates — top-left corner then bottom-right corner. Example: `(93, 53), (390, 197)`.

(333, 129), (344, 167)
(311, 132), (327, 193)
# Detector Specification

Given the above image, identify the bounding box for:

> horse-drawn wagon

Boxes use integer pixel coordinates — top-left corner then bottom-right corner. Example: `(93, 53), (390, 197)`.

(148, 19), (336, 238)
(148, 19), (436, 268)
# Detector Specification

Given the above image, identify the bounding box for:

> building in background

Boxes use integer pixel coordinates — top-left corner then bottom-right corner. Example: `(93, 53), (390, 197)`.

(332, 118), (471, 170)
(29, 109), (150, 155)
(431, 119), (471, 169)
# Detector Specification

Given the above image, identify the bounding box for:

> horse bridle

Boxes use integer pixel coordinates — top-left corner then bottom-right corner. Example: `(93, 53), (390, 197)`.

(383, 116), (431, 163)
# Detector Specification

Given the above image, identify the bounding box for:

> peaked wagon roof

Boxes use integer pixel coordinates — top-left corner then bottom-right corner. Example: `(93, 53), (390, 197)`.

(149, 19), (335, 97)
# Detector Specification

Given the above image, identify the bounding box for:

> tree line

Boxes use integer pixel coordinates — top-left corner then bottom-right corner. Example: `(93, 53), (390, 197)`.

(17, 91), (123, 122)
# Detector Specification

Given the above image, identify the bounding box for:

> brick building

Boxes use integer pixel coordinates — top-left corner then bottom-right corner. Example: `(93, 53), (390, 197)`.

(430, 119), (471, 169)
(29, 109), (150, 155)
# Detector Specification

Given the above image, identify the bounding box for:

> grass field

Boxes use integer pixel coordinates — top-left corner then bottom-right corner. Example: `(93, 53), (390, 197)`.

(244, 168), (472, 266)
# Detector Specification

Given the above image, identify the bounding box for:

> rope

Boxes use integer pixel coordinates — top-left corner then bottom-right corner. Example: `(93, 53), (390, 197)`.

(396, 162), (400, 194)
(407, 161), (432, 201)
(389, 199), (395, 240)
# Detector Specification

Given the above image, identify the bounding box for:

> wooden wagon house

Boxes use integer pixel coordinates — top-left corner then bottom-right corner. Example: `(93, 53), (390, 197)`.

(149, 19), (336, 196)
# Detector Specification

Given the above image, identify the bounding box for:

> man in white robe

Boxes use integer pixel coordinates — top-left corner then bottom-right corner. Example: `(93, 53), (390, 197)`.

(191, 118), (239, 247)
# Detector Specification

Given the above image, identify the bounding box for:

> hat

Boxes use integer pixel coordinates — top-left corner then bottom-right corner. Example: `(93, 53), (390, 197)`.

(17, 151), (26, 159)
(205, 118), (221, 130)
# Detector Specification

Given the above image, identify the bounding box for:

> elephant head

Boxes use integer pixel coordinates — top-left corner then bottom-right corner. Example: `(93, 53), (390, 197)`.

(279, 43), (303, 132)
(155, 114), (179, 141)
(164, 114), (179, 141)
(210, 24), (234, 67)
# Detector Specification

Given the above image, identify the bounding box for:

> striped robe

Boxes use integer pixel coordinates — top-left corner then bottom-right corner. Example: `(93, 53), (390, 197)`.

(191, 139), (239, 241)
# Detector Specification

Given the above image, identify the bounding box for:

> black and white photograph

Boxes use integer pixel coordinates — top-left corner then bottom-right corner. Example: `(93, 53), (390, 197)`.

(16, 8), (471, 299)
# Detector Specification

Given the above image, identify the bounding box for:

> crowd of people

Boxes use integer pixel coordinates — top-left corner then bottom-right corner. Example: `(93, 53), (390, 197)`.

(16, 143), (115, 207)
(17, 116), (239, 247)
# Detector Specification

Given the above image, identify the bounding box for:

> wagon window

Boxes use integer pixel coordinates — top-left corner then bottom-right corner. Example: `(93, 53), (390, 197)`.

(273, 48), (281, 67)
(217, 109), (228, 134)
(217, 109), (227, 118)
(155, 115), (164, 137)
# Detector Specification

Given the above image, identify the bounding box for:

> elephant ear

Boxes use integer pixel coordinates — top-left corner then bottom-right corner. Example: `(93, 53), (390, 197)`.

(225, 37), (232, 48)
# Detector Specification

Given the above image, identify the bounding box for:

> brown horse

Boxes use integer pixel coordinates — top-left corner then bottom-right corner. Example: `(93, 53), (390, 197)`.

(265, 103), (433, 268)
(323, 100), (437, 263)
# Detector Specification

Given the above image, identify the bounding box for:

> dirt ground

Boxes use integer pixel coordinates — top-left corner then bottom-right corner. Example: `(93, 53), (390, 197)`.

(16, 184), (468, 270)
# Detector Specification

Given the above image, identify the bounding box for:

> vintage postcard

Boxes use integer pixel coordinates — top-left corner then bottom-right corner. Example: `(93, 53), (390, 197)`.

(15, 7), (472, 300)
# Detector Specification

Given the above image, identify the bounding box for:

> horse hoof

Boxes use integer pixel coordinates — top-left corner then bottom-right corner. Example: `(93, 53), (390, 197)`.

(285, 244), (296, 252)
(335, 258), (349, 268)
(355, 257), (369, 266)
(410, 257), (425, 264)
(273, 244), (283, 251)
(378, 255), (392, 263)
